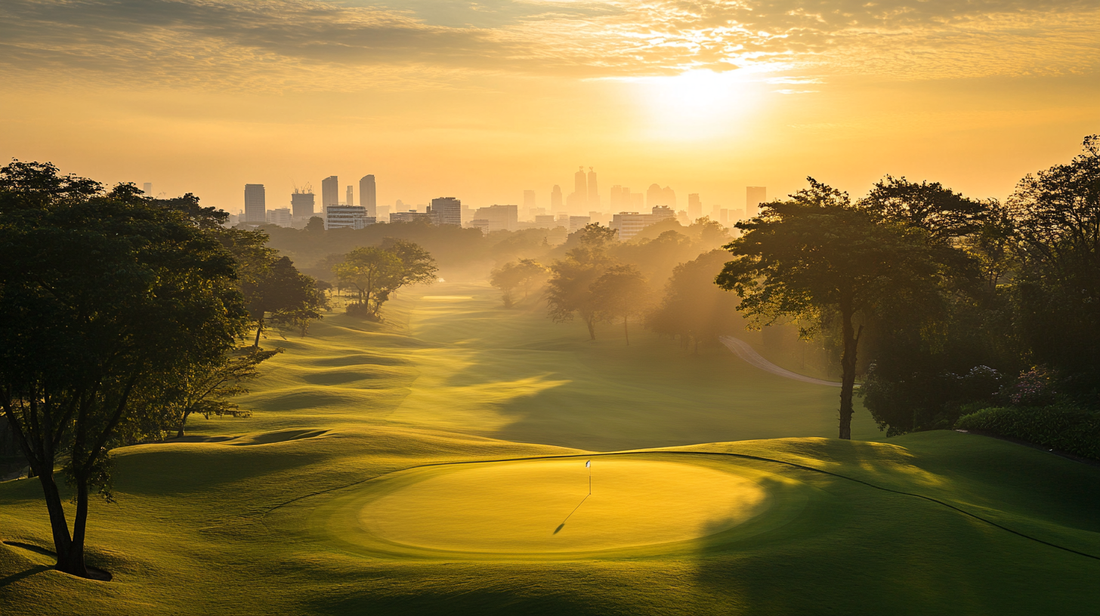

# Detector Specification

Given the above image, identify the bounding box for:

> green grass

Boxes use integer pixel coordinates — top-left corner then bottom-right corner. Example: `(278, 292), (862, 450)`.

(1, 282), (1098, 615)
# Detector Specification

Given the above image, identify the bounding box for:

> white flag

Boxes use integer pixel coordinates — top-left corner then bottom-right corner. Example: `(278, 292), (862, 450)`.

(585, 460), (591, 468)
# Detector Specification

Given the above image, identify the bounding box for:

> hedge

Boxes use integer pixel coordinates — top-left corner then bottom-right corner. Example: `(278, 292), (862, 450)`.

(955, 406), (1100, 461)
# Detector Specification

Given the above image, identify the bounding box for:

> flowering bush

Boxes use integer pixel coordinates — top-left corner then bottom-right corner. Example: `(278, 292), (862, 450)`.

(1003, 366), (1059, 407)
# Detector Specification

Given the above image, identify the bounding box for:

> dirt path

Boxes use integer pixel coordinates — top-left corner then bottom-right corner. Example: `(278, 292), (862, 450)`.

(719, 336), (848, 388)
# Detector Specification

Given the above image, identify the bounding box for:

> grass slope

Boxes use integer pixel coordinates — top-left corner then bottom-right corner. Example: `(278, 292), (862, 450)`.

(1, 283), (1098, 615)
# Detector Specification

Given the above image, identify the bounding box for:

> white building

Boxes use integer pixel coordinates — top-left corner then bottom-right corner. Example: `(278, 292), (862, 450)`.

(326, 205), (371, 230)
(472, 204), (518, 232)
(611, 205), (677, 241)
(269, 207), (292, 228)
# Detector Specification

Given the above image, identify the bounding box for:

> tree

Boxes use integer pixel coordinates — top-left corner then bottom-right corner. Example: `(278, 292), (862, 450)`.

(490, 259), (547, 307)
(242, 255), (324, 347)
(305, 216), (325, 233)
(591, 265), (650, 344)
(382, 237), (440, 288)
(1007, 134), (1100, 398)
(546, 246), (613, 340)
(716, 178), (946, 439)
(648, 250), (742, 353)
(167, 347), (281, 438)
(333, 247), (404, 319)
(0, 162), (249, 577)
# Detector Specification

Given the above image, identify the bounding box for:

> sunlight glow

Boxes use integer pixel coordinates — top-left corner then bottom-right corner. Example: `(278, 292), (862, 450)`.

(629, 70), (764, 142)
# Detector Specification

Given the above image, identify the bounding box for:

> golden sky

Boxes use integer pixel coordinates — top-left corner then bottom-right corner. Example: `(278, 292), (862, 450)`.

(1, 0), (1097, 213)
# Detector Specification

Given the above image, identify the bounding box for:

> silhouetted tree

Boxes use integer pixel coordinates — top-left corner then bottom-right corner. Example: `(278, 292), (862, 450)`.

(168, 348), (281, 438)
(242, 255), (324, 346)
(490, 259), (547, 307)
(335, 247), (404, 318)
(0, 161), (249, 578)
(717, 178), (947, 439)
(648, 250), (741, 353)
(591, 265), (650, 344)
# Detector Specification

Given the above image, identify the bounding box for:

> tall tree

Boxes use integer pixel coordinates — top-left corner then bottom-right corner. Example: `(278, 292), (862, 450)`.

(334, 246), (404, 318)
(167, 347), (280, 438)
(242, 255), (324, 347)
(0, 162), (249, 577)
(716, 178), (946, 439)
(490, 259), (547, 307)
(591, 264), (650, 344)
(648, 250), (742, 353)
(1007, 134), (1100, 396)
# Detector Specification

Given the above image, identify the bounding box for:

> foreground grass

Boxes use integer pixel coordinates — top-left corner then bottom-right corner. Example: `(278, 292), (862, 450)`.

(2, 283), (1098, 614)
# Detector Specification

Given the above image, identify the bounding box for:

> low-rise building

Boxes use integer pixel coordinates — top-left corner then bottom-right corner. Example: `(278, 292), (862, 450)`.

(326, 205), (372, 230)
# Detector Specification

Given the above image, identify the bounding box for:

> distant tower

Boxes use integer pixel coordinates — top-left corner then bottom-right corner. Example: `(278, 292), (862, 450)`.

(244, 184), (266, 224)
(428, 197), (462, 226)
(610, 185), (623, 211)
(322, 176), (339, 208)
(291, 185), (315, 218)
(587, 168), (599, 210)
(346, 185), (354, 206)
(523, 190), (536, 214)
(646, 184), (663, 208)
(688, 193), (702, 221)
(746, 186), (767, 217)
(551, 185), (563, 212)
(142, 182), (152, 197)
(359, 175), (377, 217)
(573, 167), (588, 212)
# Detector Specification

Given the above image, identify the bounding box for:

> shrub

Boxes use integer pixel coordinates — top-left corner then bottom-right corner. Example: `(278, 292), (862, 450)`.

(955, 405), (1100, 460)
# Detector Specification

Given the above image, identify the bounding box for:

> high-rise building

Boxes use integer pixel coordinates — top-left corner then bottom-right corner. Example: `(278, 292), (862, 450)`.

(550, 185), (563, 212)
(346, 185), (354, 206)
(688, 194), (702, 221)
(326, 205), (372, 229)
(322, 176), (339, 208)
(472, 204), (518, 232)
(747, 186), (767, 217)
(142, 182), (152, 197)
(359, 175), (377, 217)
(572, 167), (587, 212)
(646, 184), (663, 208)
(523, 190), (536, 215)
(610, 185), (623, 211)
(428, 197), (462, 226)
(587, 168), (599, 210)
(610, 205), (677, 241)
(291, 187), (315, 218)
(244, 184), (266, 224)
(270, 207), (292, 228)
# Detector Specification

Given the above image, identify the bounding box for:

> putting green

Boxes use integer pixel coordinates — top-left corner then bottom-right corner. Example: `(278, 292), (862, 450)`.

(356, 458), (770, 554)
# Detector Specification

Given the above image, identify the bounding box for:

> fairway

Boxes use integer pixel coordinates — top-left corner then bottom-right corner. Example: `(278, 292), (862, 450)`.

(358, 458), (768, 554)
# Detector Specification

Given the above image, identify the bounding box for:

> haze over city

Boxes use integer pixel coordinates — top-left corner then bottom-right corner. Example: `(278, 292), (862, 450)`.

(2, 0), (1097, 209)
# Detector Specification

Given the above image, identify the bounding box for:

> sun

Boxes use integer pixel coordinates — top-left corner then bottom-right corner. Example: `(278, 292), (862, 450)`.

(628, 69), (764, 142)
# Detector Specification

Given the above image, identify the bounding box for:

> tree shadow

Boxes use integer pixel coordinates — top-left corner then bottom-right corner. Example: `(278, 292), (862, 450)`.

(0, 564), (50, 588)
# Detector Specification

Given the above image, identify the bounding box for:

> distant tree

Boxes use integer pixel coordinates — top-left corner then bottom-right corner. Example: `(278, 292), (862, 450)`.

(648, 250), (741, 353)
(335, 246), (404, 318)
(0, 162), (249, 577)
(717, 178), (947, 439)
(546, 247), (612, 340)
(242, 255), (324, 346)
(381, 237), (440, 289)
(305, 216), (325, 233)
(490, 259), (547, 307)
(591, 265), (650, 344)
(168, 348), (281, 438)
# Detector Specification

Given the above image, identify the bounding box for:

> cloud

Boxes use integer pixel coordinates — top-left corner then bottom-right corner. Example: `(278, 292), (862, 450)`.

(1, 0), (1097, 91)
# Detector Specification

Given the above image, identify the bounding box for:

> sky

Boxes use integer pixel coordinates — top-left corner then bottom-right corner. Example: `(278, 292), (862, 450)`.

(1, 0), (1097, 213)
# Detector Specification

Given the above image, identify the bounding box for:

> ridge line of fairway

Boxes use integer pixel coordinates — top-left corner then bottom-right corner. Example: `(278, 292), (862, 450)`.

(261, 449), (1100, 561)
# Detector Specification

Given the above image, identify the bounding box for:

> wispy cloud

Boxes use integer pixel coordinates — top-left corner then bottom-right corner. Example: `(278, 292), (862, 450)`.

(1, 0), (1096, 91)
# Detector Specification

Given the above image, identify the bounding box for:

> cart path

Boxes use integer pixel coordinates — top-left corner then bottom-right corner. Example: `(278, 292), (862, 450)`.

(720, 336), (851, 388)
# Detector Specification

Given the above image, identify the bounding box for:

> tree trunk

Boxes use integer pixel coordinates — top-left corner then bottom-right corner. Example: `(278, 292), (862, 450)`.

(176, 409), (192, 439)
(838, 302), (862, 440)
(585, 316), (596, 340)
(253, 316), (264, 347)
(623, 316), (629, 345)
(59, 477), (90, 578)
(37, 472), (82, 576)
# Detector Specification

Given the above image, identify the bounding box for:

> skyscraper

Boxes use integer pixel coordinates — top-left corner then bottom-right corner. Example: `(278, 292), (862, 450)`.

(142, 182), (152, 197)
(610, 185), (623, 211)
(244, 184), (266, 223)
(322, 175), (339, 208)
(646, 184), (663, 208)
(572, 167), (587, 212)
(587, 168), (599, 210)
(428, 197), (462, 226)
(523, 190), (536, 215)
(746, 186), (767, 217)
(346, 185), (354, 206)
(360, 175), (377, 217)
(291, 187), (315, 218)
(551, 185), (563, 212)
(688, 193), (702, 221)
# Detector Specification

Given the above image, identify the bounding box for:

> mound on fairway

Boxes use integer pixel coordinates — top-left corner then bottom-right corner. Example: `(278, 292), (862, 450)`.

(357, 458), (769, 554)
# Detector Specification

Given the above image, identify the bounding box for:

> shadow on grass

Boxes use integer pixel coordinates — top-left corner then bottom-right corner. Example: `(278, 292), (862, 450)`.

(552, 494), (589, 535)
(0, 564), (50, 588)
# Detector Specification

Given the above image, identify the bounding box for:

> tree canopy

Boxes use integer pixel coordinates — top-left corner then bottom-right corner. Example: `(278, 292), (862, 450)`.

(0, 161), (250, 577)
(335, 240), (438, 319)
